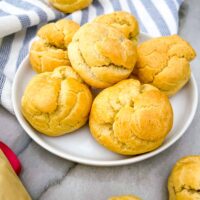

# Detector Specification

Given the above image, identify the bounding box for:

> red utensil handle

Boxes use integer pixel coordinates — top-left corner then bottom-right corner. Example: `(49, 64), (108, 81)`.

(0, 141), (21, 175)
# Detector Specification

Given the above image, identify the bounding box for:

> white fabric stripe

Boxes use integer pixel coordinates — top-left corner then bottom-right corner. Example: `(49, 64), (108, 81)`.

(0, 16), (21, 38)
(119, 0), (132, 13)
(152, 0), (177, 34)
(1, 1), (29, 14)
(3, 30), (26, 80)
(174, 0), (179, 9)
(29, 12), (40, 26)
(26, 0), (56, 21)
(88, 4), (97, 21)
(99, 0), (114, 14)
(1, 78), (13, 113)
(132, 0), (161, 36)
(42, 0), (50, 4)
(0, 1), (40, 26)
(71, 10), (82, 24)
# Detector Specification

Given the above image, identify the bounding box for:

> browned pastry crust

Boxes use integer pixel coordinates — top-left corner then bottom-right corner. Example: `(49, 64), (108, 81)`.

(49, 0), (93, 13)
(168, 156), (200, 200)
(21, 66), (92, 136)
(134, 35), (196, 96)
(93, 11), (139, 43)
(89, 79), (173, 155)
(68, 22), (137, 88)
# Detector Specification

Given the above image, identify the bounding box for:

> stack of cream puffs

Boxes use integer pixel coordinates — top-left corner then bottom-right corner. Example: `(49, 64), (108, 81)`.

(22, 11), (196, 157)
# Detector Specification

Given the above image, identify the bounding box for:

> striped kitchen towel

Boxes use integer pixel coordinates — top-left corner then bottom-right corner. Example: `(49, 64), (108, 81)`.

(0, 0), (184, 113)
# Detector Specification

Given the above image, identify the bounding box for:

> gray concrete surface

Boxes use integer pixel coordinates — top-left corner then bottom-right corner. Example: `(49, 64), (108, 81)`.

(0, 0), (200, 199)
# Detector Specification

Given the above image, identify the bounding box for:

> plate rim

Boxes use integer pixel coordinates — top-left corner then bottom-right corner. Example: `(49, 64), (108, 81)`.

(12, 33), (198, 166)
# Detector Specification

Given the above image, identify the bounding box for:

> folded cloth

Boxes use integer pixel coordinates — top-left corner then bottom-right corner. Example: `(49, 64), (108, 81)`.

(0, 149), (31, 200)
(0, 0), (184, 113)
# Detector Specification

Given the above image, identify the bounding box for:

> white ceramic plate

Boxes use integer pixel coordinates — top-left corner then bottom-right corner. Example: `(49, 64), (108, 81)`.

(12, 33), (198, 166)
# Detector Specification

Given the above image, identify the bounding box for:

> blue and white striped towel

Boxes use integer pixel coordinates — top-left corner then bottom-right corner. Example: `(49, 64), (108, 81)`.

(0, 0), (183, 113)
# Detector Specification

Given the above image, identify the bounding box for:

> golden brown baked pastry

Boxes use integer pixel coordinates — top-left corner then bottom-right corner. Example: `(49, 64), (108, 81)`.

(0, 150), (32, 200)
(21, 66), (92, 136)
(30, 40), (70, 73)
(134, 35), (196, 96)
(108, 195), (141, 200)
(89, 79), (173, 155)
(37, 19), (80, 49)
(30, 18), (79, 73)
(168, 156), (200, 200)
(68, 22), (137, 88)
(93, 11), (139, 43)
(49, 0), (93, 13)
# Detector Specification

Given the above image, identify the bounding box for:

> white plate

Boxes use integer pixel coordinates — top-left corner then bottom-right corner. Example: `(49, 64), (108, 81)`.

(12, 33), (198, 166)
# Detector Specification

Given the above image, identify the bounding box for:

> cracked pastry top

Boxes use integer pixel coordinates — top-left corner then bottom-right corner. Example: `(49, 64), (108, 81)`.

(21, 66), (92, 136)
(133, 35), (196, 96)
(89, 79), (173, 155)
(93, 11), (139, 43)
(37, 18), (80, 49)
(68, 22), (137, 88)
(30, 19), (80, 73)
(48, 0), (93, 13)
(168, 156), (200, 200)
(108, 195), (141, 200)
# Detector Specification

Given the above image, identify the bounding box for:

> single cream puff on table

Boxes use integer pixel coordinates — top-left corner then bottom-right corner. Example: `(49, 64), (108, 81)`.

(93, 11), (139, 43)
(133, 35), (196, 96)
(30, 18), (80, 73)
(21, 66), (92, 136)
(49, 0), (93, 13)
(68, 22), (137, 88)
(89, 79), (173, 155)
(168, 156), (200, 200)
(109, 195), (141, 200)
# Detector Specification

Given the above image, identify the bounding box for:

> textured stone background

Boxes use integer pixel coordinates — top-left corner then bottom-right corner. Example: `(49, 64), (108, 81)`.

(0, 0), (199, 199)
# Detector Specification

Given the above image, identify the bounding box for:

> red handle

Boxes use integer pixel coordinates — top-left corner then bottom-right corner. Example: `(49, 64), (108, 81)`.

(0, 141), (21, 175)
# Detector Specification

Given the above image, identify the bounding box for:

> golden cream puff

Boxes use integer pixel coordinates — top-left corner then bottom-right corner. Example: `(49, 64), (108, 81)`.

(89, 79), (173, 155)
(168, 156), (200, 200)
(49, 0), (93, 13)
(37, 18), (80, 49)
(21, 66), (92, 136)
(94, 11), (139, 43)
(68, 22), (137, 88)
(134, 35), (196, 96)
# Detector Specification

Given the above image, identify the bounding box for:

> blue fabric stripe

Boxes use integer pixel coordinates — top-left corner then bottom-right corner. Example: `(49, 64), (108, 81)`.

(0, 73), (6, 89)
(126, 0), (148, 33)
(18, 15), (31, 27)
(0, 9), (10, 16)
(111, 0), (122, 11)
(0, 9), (31, 27)
(0, 34), (14, 103)
(0, 34), (14, 71)
(93, 0), (104, 16)
(6, 0), (48, 22)
(16, 26), (38, 69)
(0, 72), (6, 104)
(80, 8), (89, 25)
(165, 0), (179, 21)
(51, 7), (64, 19)
(176, 0), (184, 5)
(141, 0), (171, 35)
